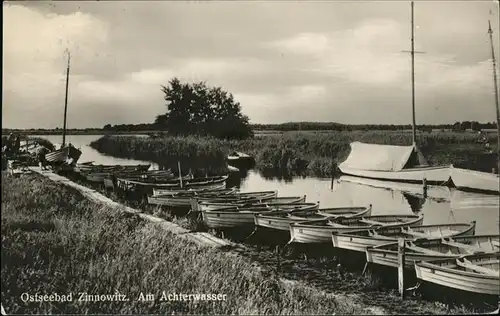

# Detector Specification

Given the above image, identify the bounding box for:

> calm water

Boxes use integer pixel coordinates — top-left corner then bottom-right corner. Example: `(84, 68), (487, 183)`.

(32, 134), (500, 235)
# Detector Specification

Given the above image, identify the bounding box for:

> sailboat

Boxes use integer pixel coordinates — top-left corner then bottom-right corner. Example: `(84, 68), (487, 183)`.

(449, 19), (500, 195)
(45, 50), (82, 166)
(338, 1), (451, 184)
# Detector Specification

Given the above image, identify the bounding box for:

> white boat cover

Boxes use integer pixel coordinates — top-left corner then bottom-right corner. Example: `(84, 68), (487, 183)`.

(339, 142), (429, 172)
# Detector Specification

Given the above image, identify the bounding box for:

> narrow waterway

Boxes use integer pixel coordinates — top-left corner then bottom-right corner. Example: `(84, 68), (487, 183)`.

(32, 134), (500, 235)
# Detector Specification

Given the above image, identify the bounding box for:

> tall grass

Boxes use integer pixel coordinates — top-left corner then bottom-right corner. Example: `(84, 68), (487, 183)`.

(90, 130), (498, 177)
(1, 173), (372, 315)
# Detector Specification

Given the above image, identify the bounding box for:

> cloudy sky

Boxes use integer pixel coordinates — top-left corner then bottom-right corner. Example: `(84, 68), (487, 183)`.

(2, 1), (499, 128)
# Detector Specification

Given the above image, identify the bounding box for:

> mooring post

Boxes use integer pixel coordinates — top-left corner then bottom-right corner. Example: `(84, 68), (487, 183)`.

(275, 245), (281, 273)
(330, 161), (336, 190)
(422, 178), (427, 198)
(398, 238), (406, 300)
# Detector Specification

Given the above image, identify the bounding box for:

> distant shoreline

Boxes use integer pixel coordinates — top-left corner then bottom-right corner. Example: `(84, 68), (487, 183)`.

(2, 128), (498, 137)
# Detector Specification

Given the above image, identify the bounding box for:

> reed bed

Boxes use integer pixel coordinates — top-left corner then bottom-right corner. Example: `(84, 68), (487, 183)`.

(90, 130), (499, 177)
(1, 172), (371, 315)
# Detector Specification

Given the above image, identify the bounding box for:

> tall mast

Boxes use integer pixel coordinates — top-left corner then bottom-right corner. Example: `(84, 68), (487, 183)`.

(487, 19), (500, 172)
(402, 2), (424, 145)
(62, 50), (71, 147)
(410, 0), (416, 145)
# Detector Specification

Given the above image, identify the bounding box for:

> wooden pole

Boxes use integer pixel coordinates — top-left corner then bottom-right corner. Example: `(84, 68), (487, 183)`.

(410, 0), (416, 146)
(62, 50), (71, 148)
(178, 161), (183, 188)
(422, 177), (427, 198)
(487, 20), (500, 174)
(398, 238), (406, 299)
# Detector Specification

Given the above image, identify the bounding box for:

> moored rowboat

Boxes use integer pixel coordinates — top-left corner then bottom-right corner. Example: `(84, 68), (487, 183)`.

(194, 195), (307, 213)
(414, 252), (500, 296)
(332, 221), (477, 253)
(254, 205), (373, 233)
(202, 202), (320, 229)
(147, 188), (239, 207)
(188, 190), (279, 211)
(365, 233), (498, 269)
(289, 214), (424, 244)
(116, 175), (228, 192)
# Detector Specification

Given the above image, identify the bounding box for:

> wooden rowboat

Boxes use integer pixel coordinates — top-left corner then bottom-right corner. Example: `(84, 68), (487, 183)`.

(254, 205), (373, 233)
(188, 190), (279, 211)
(45, 145), (82, 165)
(414, 252), (500, 296)
(194, 195), (307, 213)
(289, 214), (424, 244)
(75, 163), (151, 174)
(365, 233), (498, 269)
(332, 221), (477, 253)
(116, 175), (228, 192)
(147, 188), (239, 207)
(202, 202), (320, 229)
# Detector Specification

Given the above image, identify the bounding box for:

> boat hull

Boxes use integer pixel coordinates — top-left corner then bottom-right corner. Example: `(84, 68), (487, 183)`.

(340, 165), (451, 185)
(203, 203), (319, 229)
(415, 253), (500, 296)
(332, 222), (476, 253)
(366, 234), (499, 269)
(289, 215), (423, 244)
(255, 206), (372, 232)
(196, 196), (307, 213)
(450, 166), (500, 195)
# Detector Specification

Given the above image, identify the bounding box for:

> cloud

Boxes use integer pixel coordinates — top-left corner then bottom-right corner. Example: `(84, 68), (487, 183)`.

(2, 1), (499, 128)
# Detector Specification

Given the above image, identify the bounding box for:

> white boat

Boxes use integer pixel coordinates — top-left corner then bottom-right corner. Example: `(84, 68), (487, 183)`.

(450, 166), (499, 195)
(365, 233), (498, 269)
(195, 195), (307, 212)
(332, 221), (477, 253)
(227, 151), (253, 162)
(339, 142), (451, 184)
(202, 202), (320, 229)
(414, 252), (500, 296)
(254, 205), (372, 233)
(289, 214), (424, 244)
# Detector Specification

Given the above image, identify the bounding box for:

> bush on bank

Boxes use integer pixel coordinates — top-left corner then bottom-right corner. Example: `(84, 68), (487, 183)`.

(90, 131), (498, 176)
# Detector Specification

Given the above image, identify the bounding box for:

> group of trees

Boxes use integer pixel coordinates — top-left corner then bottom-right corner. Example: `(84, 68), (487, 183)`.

(153, 78), (253, 139)
(451, 121), (497, 132)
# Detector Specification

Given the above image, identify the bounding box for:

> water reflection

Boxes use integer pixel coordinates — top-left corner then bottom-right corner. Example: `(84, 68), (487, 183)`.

(30, 134), (499, 235)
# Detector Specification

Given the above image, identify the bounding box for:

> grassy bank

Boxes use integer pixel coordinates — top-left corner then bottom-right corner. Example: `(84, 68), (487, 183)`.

(89, 131), (499, 177)
(1, 172), (377, 315)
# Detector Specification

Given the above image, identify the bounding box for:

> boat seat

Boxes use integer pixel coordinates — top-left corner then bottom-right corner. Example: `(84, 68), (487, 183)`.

(406, 244), (447, 256)
(457, 259), (499, 276)
(359, 219), (386, 226)
(441, 239), (488, 254)
(403, 228), (433, 239)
